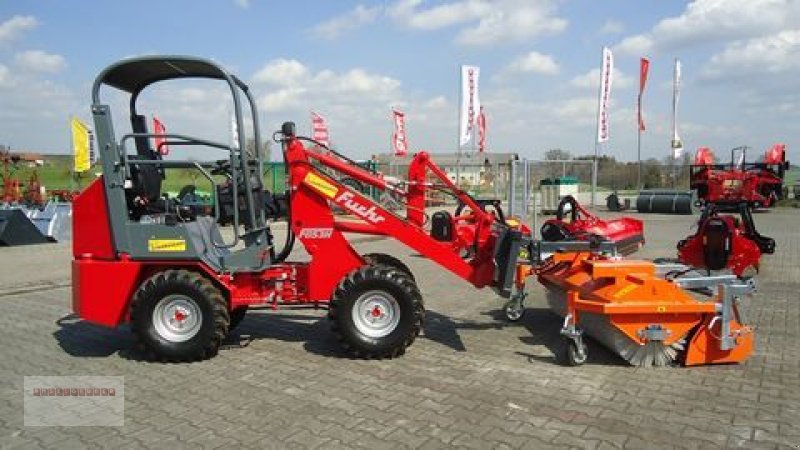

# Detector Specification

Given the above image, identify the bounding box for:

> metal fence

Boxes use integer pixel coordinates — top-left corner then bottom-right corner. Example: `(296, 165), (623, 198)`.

(264, 156), (696, 211)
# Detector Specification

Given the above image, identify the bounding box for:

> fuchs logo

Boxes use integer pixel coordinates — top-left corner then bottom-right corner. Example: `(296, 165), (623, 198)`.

(336, 191), (385, 224)
(298, 228), (333, 239)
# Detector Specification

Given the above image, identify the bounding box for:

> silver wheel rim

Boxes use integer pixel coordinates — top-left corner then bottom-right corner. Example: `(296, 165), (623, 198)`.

(152, 295), (202, 342)
(506, 304), (523, 321)
(352, 290), (401, 338)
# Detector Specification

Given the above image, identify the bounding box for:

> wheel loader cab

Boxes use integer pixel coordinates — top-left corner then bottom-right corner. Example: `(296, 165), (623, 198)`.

(86, 55), (273, 272)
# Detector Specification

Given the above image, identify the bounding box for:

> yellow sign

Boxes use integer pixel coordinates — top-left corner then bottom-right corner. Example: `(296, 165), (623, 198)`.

(303, 172), (338, 199)
(148, 239), (187, 252)
(71, 117), (91, 173)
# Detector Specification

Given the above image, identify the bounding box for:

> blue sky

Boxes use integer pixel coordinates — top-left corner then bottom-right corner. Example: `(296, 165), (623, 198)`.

(0, 0), (797, 163)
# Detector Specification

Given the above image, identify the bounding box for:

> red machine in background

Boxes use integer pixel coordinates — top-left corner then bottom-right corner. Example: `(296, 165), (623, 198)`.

(690, 144), (789, 209)
(540, 196), (644, 256)
(677, 203), (775, 278)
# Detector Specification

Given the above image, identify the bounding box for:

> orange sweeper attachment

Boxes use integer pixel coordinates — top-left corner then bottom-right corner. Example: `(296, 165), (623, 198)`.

(508, 244), (755, 367)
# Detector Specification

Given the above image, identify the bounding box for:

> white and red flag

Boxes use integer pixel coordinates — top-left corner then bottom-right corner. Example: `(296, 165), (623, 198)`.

(596, 47), (613, 143)
(311, 111), (329, 147)
(477, 106), (486, 152)
(392, 108), (408, 157)
(153, 116), (169, 155)
(638, 57), (650, 132)
(459, 65), (481, 148)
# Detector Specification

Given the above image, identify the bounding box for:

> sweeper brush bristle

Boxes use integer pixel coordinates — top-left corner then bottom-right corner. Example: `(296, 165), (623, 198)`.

(546, 289), (689, 367)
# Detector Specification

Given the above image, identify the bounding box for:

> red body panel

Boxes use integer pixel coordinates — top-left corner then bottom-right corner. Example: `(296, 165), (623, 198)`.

(72, 177), (115, 260)
(72, 258), (142, 326)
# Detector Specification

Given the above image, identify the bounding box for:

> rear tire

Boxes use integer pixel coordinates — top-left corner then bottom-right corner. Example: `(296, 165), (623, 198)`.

(329, 266), (424, 358)
(131, 270), (229, 362)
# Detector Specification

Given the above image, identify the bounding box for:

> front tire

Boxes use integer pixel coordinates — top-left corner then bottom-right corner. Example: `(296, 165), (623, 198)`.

(362, 253), (415, 281)
(329, 266), (424, 358)
(131, 270), (229, 362)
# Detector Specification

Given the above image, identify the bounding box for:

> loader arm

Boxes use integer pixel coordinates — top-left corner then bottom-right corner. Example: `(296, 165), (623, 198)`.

(282, 131), (507, 291)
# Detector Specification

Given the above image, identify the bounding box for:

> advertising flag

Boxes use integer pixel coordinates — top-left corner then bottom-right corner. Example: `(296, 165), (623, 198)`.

(596, 47), (613, 143)
(477, 106), (486, 152)
(71, 117), (91, 172)
(153, 116), (169, 155)
(671, 59), (684, 158)
(311, 111), (329, 147)
(459, 65), (481, 147)
(638, 57), (650, 132)
(392, 109), (408, 157)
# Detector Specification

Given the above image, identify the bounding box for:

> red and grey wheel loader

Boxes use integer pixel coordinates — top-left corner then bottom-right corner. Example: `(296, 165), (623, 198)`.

(73, 56), (529, 361)
(72, 56), (758, 367)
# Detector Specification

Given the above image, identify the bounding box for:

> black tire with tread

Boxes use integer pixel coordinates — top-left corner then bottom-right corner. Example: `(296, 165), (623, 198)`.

(130, 269), (229, 362)
(328, 265), (424, 359)
(362, 253), (415, 281)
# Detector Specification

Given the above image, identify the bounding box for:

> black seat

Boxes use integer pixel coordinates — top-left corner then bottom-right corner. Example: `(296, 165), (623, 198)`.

(127, 114), (167, 218)
(703, 218), (731, 271)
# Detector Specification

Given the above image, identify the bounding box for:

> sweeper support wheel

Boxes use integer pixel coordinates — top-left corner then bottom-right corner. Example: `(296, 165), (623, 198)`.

(560, 337), (588, 366)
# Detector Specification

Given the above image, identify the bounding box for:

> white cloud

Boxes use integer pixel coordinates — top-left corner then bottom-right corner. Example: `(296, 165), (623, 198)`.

(390, 0), (490, 30)
(252, 58), (310, 86)
(502, 51), (560, 76)
(390, 0), (567, 46)
(234, 0), (250, 9)
(600, 19), (624, 35)
(312, 5), (382, 39)
(570, 67), (633, 89)
(14, 50), (66, 73)
(615, 0), (800, 55)
(0, 15), (38, 44)
(251, 58), (401, 113)
(702, 29), (800, 79)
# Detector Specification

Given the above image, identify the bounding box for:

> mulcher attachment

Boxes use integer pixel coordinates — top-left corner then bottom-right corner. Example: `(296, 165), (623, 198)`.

(541, 196), (644, 256)
(537, 253), (754, 367)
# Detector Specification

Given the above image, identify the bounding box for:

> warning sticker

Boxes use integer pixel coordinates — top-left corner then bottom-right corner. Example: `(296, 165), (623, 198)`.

(303, 172), (338, 199)
(613, 284), (637, 299)
(148, 239), (187, 252)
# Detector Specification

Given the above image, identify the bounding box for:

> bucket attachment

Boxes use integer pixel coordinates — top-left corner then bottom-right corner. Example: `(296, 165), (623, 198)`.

(536, 253), (754, 367)
(26, 202), (73, 242)
(0, 208), (49, 246)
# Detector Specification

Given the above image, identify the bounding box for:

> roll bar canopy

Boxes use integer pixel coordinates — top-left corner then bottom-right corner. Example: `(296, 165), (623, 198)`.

(91, 55), (248, 103)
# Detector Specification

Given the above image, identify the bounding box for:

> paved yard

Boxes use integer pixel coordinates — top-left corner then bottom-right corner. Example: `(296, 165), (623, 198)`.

(0, 208), (798, 449)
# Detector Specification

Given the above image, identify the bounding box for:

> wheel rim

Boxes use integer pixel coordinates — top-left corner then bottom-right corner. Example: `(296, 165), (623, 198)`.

(351, 290), (401, 338)
(506, 304), (523, 321)
(152, 295), (202, 343)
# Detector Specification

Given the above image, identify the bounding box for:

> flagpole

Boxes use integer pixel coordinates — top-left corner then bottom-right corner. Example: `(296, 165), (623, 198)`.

(591, 48), (603, 208)
(456, 65), (462, 191)
(637, 113), (642, 191)
(69, 115), (75, 193)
